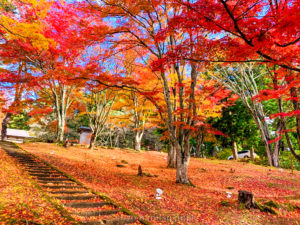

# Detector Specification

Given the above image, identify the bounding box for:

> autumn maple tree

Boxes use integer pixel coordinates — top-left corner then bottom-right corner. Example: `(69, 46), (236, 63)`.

(171, 0), (299, 165)
(172, 0), (299, 71)
(107, 51), (159, 151)
(81, 0), (200, 184)
(3, 2), (91, 142)
(0, 0), (53, 140)
(113, 80), (159, 151)
(82, 87), (117, 150)
(0, 0), (52, 50)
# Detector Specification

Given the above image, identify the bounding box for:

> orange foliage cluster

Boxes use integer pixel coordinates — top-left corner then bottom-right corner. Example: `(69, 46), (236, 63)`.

(0, 147), (71, 225)
(20, 143), (300, 225)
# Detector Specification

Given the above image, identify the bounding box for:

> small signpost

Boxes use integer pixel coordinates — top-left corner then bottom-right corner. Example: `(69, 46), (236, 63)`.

(156, 188), (163, 199)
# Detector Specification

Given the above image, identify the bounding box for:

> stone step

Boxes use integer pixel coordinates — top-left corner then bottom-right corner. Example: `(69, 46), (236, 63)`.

(38, 180), (75, 185)
(22, 163), (43, 167)
(104, 217), (137, 225)
(22, 162), (39, 164)
(27, 168), (52, 171)
(55, 195), (98, 200)
(25, 166), (50, 169)
(50, 190), (89, 194)
(21, 163), (40, 166)
(22, 164), (40, 167)
(33, 175), (65, 179)
(37, 177), (70, 181)
(29, 171), (60, 174)
(28, 169), (54, 173)
(14, 156), (33, 160)
(22, 161), (43, 164)
(18, 160), (37, 163)
(28, 171), (56, 174)
(41, 185), (83, 189)
(18, 159), (36, 162)
(19, 161), (41, 164)
(29, 173), (63, 178)
(17, 157), (35, 160)
(18, 160), (36, 162)
(64, 201), (108, 208)
(73, 209), (119, 217)
(24, 164), (46, 167)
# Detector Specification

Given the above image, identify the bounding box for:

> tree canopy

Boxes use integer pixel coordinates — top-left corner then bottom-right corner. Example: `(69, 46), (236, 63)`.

(0, 0), (299, 184)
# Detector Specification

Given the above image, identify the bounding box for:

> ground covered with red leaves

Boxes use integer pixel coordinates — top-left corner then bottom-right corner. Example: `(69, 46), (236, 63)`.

(20, 143), (300, 225)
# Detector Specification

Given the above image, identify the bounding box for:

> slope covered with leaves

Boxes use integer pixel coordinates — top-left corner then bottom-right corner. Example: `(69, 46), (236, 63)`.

(0, 145), (71, 225)
(20, 143), (300, 225)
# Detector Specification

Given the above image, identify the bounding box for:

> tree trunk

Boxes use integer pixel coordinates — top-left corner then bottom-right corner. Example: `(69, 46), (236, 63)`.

(284, 127), (300, 162)
(195, 131), (204, 158)
(56, 111), (65, 143)
(260, 119), (274, 166)
(59, 127), (64, 143)
(289, 86), (300, 151)
(195, 143), (202, 158)
(57, 118), (65, 143)
(252, 113), (274, 166)
(167, 144), (177, 168)
(272, 137), (280, 167)
(134, 131), (143, 151)
(175, 141), (191, 184)
(271, 112), (283, 167)
(56, 129), (61, 143)
(54, 84), (70, 143)
(109, 130), (113, 147)
(114, 130), (120, 147)
(135, 136), (141, 151)
(1, 113), (11, 141)
(212, 145), (217, 158)
(250, 146), (255, 161)
(232, 141), (238, 160)
(89, 133), (96, 150)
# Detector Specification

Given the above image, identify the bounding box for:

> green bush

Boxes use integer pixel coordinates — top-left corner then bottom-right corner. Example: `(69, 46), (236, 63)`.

(216, 148), (232, 160)
(252, 151), (300, 171)
(279, 150), (300, 171)
(252, 156), (269, 166)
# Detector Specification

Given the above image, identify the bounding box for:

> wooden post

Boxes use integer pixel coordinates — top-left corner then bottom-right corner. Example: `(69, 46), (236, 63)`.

(137, 165), (143, 176)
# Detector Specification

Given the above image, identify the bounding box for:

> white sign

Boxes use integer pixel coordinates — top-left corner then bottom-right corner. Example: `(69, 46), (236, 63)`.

(156, 188), (163, 199)
(226, 191), (232, 198)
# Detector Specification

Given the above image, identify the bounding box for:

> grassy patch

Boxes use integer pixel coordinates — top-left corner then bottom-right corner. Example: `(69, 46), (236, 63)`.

(220, 200), (230, 207)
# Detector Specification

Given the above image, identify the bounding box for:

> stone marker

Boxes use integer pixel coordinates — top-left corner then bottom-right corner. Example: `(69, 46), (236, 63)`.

(137, 165), (143, 176)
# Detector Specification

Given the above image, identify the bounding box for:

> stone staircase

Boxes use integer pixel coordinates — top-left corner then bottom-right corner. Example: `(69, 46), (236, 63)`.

(1, 142), (143, 225)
